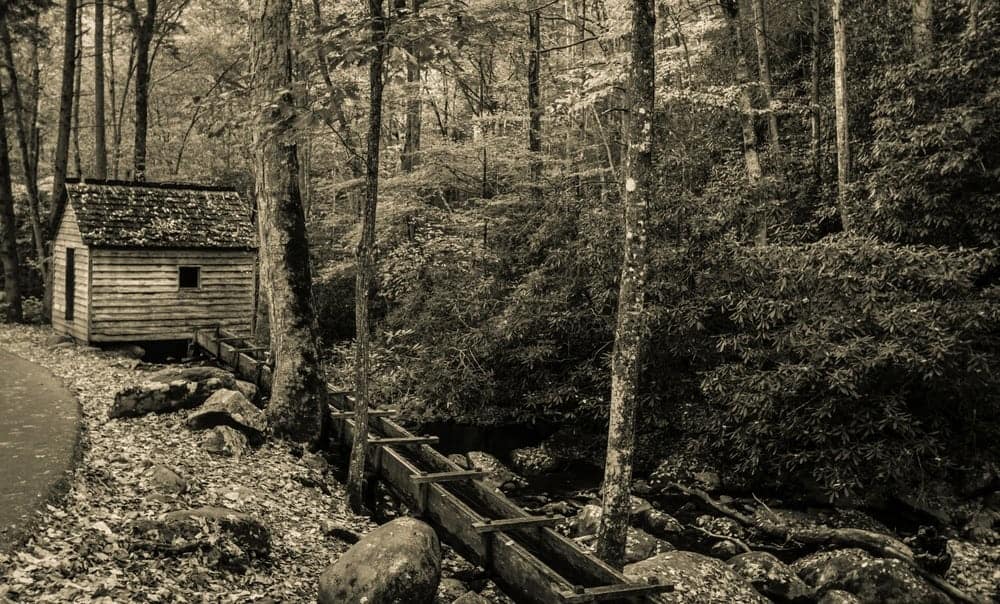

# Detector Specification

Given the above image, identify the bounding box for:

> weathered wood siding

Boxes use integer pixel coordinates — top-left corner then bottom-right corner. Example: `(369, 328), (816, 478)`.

(89, 249), (255, 342)
(51, 205), (90, 341)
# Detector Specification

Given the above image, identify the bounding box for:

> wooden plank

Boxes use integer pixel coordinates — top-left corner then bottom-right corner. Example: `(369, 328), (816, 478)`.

(557, 582), (673, 603)
(194, 329), (272, 391)
(369, 436), (440, 447)
(329, 412), (578, 604)
(472, 516), (563, 533)
(331, 395), (669, 603)
(329, 409), (398, 419)
(412, 470), (486, 484)
(94, 249), (255, 259)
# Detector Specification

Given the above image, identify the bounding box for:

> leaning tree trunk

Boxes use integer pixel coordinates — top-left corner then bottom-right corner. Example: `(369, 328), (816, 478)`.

(750, 0), (780, 154)
(1, 19), (46, 279)
(94, 0), (108, 179)
(832, 0), (851, 230)
(130, 0), (156, 181)
(595, 0), (655, 568)
(251, 0), (328, 445)
(0, 77), (23, 323)
(527, 9), (542, 198)
(347, 0), (388, 514)
(49, 0), (77, 231)
(72, 6), (83, 177)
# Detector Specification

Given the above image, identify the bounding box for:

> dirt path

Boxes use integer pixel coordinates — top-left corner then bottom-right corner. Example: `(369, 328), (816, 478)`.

(0, 350), (80, 551)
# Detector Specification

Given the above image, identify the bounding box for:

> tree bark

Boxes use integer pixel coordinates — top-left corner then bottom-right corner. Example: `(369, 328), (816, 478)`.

(401, 0), (421, 172)
(595, 0), (654, 567)
(1, 19), (46, 278)
(72, 5), (83, 177)
(723, 1), (766, 243)
(94, 0), (108, 178)
(0, 76), (23, 322)
(913, 0), (932, 54)
(750, 0), (780, 153)
(969, 0), (979, 33)
(527, 9), (542, 196)
(832, 0), (851, 230)
(251, 0), (328, 445)
(528, 9), (542, 198)
(128, 0), (157, 181)
(810, 0), (821, 179)
(347, 0), (388, 514)
(49, 0), (78, 231)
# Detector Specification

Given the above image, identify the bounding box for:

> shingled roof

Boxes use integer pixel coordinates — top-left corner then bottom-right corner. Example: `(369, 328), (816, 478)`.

(65, 180), (256, 249)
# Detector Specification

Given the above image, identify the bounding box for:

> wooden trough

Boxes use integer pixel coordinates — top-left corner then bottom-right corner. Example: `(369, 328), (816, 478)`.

(194, 327), (672, 604)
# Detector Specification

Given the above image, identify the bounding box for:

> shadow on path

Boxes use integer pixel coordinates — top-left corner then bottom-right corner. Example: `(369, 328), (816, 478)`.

(0, 350), (80, 551)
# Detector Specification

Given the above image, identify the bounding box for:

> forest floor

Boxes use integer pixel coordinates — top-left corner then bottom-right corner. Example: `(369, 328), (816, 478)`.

(0, 324), (511, 603)
(0, 323), (373, 602)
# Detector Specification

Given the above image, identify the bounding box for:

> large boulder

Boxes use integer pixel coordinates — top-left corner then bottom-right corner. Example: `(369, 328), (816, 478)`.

(625, 527), (673, 564)
(202, 425), (251, 458)
(130, 506), (269, 568)
(186, 389), (267, 437)
(318, 517), (441, 604)
(509, 445), (560, 476)
(623, 551), (770, 603)
(728, 551), (814, 603)
(467, 452), (528, 492)
(819, 591), (862, 604)
(793, 548), (950, 604)
(111, 366), (238, 418)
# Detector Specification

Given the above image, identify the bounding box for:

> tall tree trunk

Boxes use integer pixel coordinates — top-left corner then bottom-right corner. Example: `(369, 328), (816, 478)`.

(528, 9), (542, 198)
(49, 0), (78, 231)
(251, 0), (328, 444)
(129, 0), (157, 181)
(347, 0), (388, 514)
(72, 5), (83, 177)
(913, 0), (932, 54)
(108, 17), (119, 178)
(595, 0), (654, 568)
(810, 0), (821, 179)
(0, 76), (23, 323)
(723, 1), (765, 242)
(94, 0), (107, 178)
(832, 0), (851, 230)
(750, 0), (780, 153)
(969, 0), (979, 33)
(28, 15), (41, 186)
(401, 0), (421, 172)
(1, 18), (46, 278)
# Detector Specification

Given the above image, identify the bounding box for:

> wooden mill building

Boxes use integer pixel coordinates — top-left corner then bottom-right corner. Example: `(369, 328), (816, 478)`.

(51, 179), (256, 343)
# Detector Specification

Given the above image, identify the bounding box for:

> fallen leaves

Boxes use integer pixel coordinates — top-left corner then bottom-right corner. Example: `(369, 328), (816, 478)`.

(0, 324), (374, 602)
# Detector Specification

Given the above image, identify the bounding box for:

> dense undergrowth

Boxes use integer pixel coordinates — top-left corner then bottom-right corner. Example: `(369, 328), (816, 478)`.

(312, 0), (1000, 505)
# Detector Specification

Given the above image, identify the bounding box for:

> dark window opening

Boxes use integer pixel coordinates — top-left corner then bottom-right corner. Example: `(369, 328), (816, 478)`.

(65, 248), (75, 321)
(178, 266), (201, 289)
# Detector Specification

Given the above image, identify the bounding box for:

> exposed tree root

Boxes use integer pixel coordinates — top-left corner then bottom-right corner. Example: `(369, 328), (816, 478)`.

(665, 483), (985, 604)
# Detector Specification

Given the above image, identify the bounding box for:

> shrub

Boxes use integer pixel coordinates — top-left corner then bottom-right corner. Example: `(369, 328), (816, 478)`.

(701, 236), (1000, 501)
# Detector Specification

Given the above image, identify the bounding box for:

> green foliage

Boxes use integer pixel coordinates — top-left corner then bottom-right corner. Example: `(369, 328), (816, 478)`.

(862, 1), (1000, 246)
(701, 237), (1000, 499)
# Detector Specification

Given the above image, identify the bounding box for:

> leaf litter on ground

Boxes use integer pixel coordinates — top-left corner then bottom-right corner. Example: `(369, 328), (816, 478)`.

(0, 324), (375, 603)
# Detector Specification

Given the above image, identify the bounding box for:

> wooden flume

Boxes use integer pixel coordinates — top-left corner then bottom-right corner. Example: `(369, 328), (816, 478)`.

(193, 326), (674, 604)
